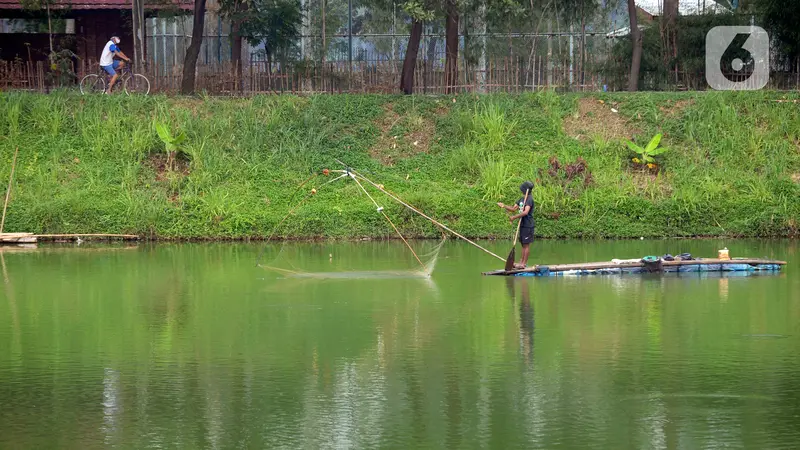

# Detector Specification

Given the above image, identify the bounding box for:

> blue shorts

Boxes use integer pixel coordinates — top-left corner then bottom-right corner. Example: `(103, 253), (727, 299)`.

(101, 60), (121, 76)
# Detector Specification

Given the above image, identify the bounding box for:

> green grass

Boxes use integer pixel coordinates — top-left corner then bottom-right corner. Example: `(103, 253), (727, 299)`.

(0, 90), (798, 239)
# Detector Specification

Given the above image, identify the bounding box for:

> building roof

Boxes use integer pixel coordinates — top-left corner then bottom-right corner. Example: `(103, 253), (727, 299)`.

(636, 0), (734, 15)
(606, 25), (646, 38)
(0, 0), (192, 10)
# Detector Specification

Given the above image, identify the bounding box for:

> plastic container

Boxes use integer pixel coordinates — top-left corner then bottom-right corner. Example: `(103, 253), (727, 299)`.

(718, 248), (730, 260)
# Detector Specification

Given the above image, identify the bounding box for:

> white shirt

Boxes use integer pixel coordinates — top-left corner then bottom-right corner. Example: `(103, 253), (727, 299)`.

(100, 40), (119, 66)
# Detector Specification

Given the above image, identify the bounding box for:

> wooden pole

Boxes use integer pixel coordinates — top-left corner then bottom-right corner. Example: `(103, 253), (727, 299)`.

(1, 147), (20, 234)
(132, 0), (138, 65)
(32, 234), (139, 240)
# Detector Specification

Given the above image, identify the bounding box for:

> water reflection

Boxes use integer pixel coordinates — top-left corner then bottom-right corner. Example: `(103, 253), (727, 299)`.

(0, 241), (797, 449)
(506, 278), (534, 365)
(0, 252), (21, 365)
(102, 368), (121, 446)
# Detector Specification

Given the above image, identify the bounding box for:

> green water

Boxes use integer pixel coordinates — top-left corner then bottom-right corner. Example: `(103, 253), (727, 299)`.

(1, 239), (799, 449)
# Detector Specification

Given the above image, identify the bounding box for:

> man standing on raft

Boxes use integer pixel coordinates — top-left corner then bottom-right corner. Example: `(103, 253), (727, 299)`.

(498, 181), (535, 269)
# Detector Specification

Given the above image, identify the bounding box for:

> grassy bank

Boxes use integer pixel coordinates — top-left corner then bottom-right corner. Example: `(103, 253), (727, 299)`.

(0, 91), (798, 239)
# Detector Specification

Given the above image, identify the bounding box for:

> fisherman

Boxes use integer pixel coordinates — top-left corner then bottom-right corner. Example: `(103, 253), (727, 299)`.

(498, 181), (534, 269)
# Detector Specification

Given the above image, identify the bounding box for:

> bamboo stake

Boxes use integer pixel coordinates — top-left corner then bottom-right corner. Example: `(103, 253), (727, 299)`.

(32, 234), (140, 239)
(0, 147), (19, 234)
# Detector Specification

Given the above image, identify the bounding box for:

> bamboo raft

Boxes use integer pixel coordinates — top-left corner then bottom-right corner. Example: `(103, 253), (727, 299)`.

(0, 233), (36, 244)
(483, 258), (787, 277)
(0, 233), (140, 245)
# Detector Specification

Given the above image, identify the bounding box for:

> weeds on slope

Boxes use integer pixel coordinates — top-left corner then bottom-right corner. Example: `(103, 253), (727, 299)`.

(0, 91), (798, 239)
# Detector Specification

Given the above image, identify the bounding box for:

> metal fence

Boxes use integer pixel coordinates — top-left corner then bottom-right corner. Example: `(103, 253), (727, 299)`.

(1, 57), (613, 94)
(3, 57), (800, 95)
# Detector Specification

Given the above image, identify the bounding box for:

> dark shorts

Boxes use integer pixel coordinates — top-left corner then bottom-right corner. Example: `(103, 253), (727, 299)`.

(520, 226), (535, 245)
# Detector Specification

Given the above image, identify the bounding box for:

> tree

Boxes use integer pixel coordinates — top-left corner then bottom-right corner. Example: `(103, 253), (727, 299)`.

(661, 0), (679, 82)
(603, 11), (752, 90)
(758, 0), (800, 64)
(627, 0), (642, 91)
(132, 0), (146, 65)
(219, 0), (249, 91)
(361, 0), (403, 61)
(236, 0), (302, 70)
(400, 20), (424, 94)
(444, 0), (459, 92)
(18, 0), (56, 61)
(399, 0), (435, 94)
(18, 0), (79, 86)
(559, 0), (600, 86)
(180, 0), (207, 94)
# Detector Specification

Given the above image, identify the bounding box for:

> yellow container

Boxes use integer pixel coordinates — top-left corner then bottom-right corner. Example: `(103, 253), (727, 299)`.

(718, 248), (730, 260)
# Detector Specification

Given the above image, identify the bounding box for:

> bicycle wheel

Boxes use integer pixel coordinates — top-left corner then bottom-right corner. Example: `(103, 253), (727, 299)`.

(123, 73), (151, 95)
(79, 74), (106, 94)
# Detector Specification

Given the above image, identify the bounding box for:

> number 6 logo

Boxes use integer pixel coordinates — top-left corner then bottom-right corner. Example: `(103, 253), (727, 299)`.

(706, 26), (769, 91)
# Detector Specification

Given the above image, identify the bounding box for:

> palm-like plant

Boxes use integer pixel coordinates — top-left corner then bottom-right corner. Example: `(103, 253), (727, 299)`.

(155, 122), (186, 171)
(628, 133), (666, 165)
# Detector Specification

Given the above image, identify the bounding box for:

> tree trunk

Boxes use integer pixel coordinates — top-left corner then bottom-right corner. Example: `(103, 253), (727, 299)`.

(132, 0), (145, 65)
(46, 3), (54, 58)
(627, 0), (642, 91)
(131, 0), (138, 65)
(580, 2), (586, 86)
(444, 0), (459, 93)
(321, 0), (326, 64)
(180, 0), (207, 95)
(547, 19), (552, 86)
(462, 12), (469, 86)
(477, 0), (487, 92)
(139, 0), (146, 64)
(663, 0), (679, 83)
(400, 20), (423, 95)
(391, 3), (397, 68)
(231, 0), (245, 93)
(232, 22), (243, 92)
(569, 24), (573, 86)
(300, 0), (310, 60)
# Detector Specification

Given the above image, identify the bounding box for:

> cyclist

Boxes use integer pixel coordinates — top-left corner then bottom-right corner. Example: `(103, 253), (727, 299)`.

(99, 35), (130, 94)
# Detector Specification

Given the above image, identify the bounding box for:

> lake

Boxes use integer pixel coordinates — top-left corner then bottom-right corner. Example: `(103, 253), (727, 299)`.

(1, 239), (798, 449)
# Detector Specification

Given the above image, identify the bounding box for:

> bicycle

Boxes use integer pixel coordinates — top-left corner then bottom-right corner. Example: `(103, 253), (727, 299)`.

(79, 63), (150, 95)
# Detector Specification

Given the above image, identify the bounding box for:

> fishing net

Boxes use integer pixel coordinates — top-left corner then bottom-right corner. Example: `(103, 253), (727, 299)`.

(259, 237), (446, 280)
(257, 165), (454, 279)
(257, 163), (504, 278)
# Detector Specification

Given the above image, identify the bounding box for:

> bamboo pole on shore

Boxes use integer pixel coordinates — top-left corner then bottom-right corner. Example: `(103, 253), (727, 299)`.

(33, 234), (140, 240)
(0, 147), (19, 234)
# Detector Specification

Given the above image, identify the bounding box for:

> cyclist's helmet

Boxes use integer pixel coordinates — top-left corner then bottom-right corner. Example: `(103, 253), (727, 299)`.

(111, 35), (121, 44)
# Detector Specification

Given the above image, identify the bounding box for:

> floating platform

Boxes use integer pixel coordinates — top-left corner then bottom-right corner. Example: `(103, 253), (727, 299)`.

(1, 233), (139, 245)
(483, 258), (787, 277)
(0, 233), (37, 244)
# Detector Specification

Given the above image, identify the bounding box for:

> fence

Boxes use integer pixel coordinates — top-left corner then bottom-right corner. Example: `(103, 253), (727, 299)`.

(3, 58), (800, 95)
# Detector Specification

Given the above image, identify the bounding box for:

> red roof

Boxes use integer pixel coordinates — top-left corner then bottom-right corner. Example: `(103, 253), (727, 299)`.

(0, 0), (193, 10)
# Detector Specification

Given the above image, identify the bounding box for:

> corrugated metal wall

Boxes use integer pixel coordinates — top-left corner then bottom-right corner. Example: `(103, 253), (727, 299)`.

(145, 8), (254, 75)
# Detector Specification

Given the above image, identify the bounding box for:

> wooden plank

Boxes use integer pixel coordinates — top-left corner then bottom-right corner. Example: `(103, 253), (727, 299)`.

(0, 234), (37, 243)
(33, 234), (139, 240)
